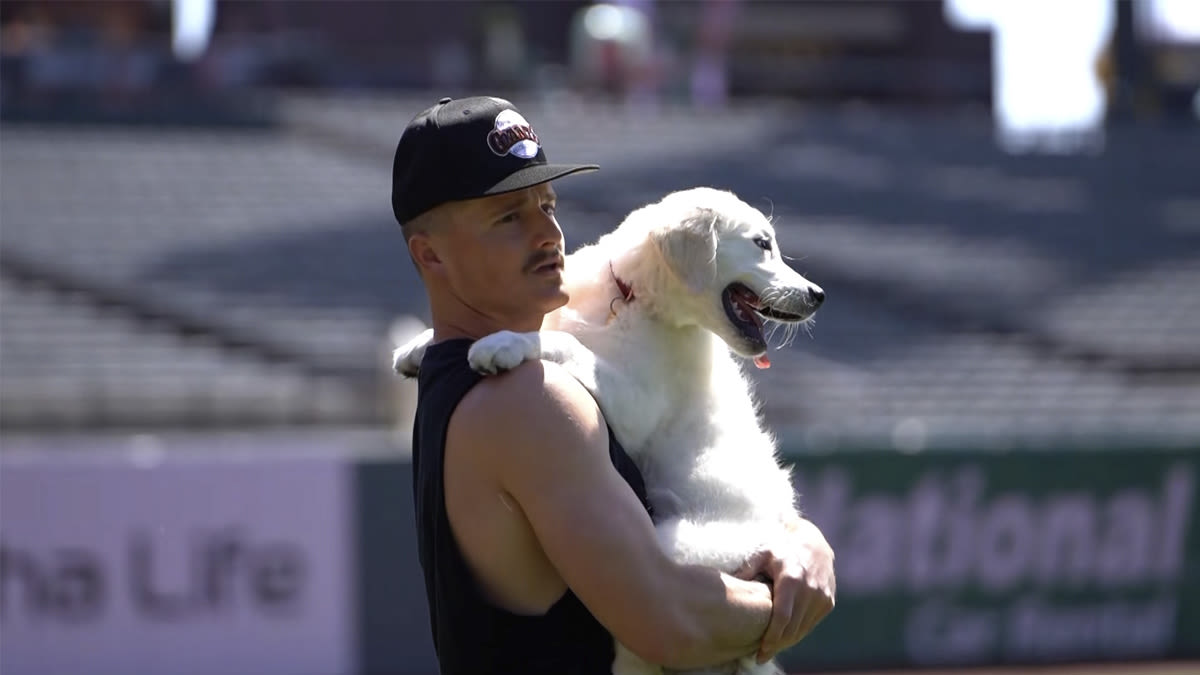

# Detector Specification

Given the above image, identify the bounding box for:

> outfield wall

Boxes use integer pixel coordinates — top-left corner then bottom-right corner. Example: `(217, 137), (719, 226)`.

(774, 449), (1199, 671)
(2, 439), (1196, 674)
(0, 445), (363, 675)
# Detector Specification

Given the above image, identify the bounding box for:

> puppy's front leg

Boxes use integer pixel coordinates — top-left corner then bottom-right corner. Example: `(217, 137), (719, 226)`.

(466, 330), (604, 392)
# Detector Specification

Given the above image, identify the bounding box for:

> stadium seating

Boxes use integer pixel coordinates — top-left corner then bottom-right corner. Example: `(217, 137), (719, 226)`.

(2, 93), (1197, 449)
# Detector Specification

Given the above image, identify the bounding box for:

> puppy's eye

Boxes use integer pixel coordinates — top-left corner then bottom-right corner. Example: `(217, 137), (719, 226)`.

(754, 236), (773, 252)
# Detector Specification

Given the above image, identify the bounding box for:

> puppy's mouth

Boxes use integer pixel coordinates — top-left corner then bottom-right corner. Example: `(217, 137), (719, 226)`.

(721, 283), (808, 369)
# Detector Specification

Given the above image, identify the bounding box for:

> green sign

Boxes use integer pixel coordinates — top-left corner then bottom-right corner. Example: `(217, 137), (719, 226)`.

(778, 449), (1200, 671)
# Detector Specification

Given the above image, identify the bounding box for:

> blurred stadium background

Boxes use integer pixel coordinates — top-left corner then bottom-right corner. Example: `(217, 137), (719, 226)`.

(1, 1), (1198, 674)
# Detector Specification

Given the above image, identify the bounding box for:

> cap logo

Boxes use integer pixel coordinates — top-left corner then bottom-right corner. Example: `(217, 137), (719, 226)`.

(487, 109), (540, 159)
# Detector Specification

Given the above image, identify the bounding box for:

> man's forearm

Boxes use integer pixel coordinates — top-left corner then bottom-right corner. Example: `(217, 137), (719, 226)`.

(657, 563), (772, 669)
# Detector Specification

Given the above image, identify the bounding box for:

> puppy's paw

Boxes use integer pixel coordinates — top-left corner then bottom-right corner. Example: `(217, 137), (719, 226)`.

(393, 328), (434, 377)
(468, 331), (541, 375)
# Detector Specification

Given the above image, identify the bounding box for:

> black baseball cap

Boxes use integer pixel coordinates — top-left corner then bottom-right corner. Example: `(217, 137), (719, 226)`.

(391, 95), (599, 226)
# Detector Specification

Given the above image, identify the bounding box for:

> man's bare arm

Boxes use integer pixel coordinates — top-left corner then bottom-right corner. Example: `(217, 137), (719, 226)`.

(453, 360), (772, 669)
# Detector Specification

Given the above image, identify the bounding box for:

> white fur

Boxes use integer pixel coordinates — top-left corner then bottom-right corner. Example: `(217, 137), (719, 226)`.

(395, 187), (824, 675)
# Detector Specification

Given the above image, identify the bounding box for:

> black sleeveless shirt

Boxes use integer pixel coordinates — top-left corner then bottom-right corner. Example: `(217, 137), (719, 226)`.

(412, 338), (652, 674)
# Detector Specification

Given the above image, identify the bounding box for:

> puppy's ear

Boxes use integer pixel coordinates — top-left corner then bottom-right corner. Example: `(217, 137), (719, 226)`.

(651, 211), (718, 293)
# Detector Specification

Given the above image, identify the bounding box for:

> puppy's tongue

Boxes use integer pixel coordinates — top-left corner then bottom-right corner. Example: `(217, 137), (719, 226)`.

(754, 353), (771, 369)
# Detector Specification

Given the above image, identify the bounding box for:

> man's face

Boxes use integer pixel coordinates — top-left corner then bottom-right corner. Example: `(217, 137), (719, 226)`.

(416, 183), (568, 326)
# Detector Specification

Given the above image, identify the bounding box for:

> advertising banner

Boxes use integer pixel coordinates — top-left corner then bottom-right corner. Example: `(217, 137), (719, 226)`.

(777, 448), (1200, 672)
(0, 449), (357, 675)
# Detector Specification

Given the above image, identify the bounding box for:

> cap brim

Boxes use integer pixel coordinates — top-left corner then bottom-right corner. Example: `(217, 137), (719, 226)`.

(483, 163), (600, 197)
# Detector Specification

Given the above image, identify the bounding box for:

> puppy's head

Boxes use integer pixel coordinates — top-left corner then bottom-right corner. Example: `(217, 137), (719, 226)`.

(620, 187), (824, 366)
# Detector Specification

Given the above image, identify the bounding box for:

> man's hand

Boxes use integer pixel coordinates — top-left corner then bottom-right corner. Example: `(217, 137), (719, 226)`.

(734, 517), (836, 664)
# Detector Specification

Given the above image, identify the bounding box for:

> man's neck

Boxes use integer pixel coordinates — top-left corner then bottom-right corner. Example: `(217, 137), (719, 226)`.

(430, 315), (543, 344)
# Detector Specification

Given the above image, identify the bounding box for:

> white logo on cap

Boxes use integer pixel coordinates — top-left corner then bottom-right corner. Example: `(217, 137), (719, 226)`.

(487, 110), (540, 159)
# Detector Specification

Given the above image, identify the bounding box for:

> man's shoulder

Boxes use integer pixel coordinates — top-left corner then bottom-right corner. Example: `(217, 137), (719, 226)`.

(450, 359), (603, 447)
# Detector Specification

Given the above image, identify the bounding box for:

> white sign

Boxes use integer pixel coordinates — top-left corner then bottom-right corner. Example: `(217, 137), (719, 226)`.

(0, 448), (356, 675)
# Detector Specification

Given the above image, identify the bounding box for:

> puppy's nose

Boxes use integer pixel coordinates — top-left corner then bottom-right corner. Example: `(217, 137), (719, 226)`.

(808, 286), (825, 306)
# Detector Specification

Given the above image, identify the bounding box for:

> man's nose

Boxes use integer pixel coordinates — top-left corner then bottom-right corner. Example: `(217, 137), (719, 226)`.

(533, 212), (562, 248)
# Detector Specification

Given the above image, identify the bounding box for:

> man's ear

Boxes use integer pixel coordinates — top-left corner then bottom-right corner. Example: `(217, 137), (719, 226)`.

(650, 211), (718, 293)
(408, 232), (442, 277)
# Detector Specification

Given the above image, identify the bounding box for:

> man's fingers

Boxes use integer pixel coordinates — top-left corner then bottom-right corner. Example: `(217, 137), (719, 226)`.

(774, 590), (812, 652)
(794, 588), (835, 639)
(763, 575), (832, 662)
(758, 579), (795, 660)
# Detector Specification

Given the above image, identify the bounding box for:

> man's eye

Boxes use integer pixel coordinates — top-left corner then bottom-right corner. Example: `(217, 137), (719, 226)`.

(754, 236), (773, 251)
(543, 203), (557, 216)
(497, 212), (519, 224)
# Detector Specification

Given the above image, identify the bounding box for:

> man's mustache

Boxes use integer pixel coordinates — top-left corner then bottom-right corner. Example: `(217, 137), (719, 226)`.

(524, 248), (564, 273)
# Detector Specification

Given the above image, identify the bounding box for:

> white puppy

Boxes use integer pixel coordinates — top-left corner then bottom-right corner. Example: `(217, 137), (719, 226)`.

(395, 187), (824, 675)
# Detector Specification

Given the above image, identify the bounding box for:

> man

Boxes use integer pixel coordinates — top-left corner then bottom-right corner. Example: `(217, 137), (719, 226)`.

(393, 95), (835, 674)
